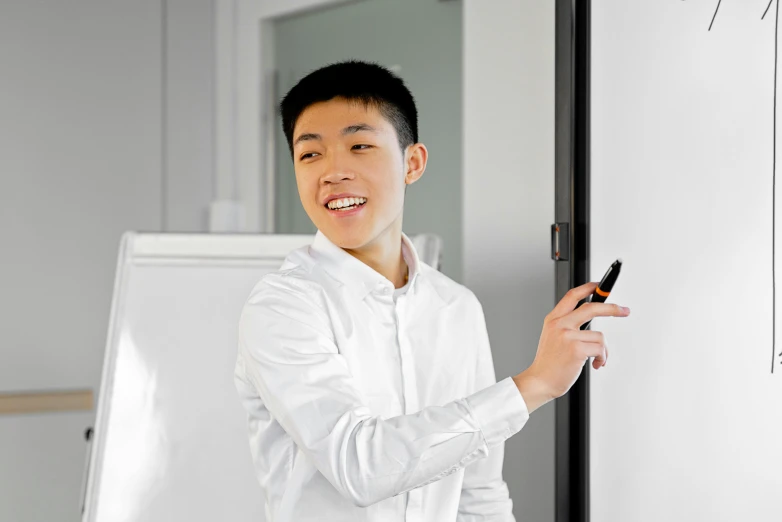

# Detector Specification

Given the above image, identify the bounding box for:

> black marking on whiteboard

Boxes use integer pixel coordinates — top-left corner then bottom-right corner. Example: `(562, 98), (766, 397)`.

(764, 0), (774, 20)
(699, 1), (775, 30)
(774, 0), (779, 373)
(709, 0), (723, 31)
(686, 0), (779, 371)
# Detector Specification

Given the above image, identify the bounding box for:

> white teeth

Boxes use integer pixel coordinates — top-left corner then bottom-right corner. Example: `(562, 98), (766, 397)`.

(327, 197), (366, 210)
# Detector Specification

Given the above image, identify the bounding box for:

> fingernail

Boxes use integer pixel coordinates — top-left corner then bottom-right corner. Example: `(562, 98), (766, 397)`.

(623, 307), (631, 314)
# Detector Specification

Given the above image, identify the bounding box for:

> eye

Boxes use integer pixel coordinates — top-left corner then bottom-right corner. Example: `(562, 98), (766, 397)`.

(352, 144), (372, 151)
(299, 152), (320, 161)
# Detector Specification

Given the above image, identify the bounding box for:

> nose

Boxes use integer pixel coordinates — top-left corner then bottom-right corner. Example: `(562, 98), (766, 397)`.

(320, 154), (355, 185)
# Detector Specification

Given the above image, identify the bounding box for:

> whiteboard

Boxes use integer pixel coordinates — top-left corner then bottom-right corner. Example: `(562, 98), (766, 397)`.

(81, 233), (313, 522)
(82, 232), (441, 522)
(591, 2), (782, 521)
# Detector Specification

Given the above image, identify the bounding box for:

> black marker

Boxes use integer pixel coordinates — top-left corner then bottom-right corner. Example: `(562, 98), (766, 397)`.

(581, 258), (623, 331)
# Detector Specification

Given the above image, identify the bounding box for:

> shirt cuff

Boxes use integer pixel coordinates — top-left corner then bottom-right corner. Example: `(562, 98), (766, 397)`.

(464, 377), (530, 448)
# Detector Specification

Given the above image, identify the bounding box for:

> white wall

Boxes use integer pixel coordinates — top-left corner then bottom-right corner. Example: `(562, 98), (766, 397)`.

(0, 1), (216, 520)
(463, 1), (556, 520)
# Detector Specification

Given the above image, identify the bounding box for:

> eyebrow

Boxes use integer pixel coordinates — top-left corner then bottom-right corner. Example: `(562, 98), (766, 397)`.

(293, 123), (379, 147)
(342, 123), (378, 135)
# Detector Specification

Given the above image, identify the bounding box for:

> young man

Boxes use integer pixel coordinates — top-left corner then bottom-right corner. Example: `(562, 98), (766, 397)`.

(234, 60), (630, 521)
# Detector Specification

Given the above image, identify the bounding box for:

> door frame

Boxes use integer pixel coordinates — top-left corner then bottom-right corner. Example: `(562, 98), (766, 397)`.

(554, 0), (591, 521)
(214, 0), (363, 232)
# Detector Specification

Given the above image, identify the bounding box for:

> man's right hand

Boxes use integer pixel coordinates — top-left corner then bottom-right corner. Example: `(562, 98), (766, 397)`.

(513, 282), (631, 413)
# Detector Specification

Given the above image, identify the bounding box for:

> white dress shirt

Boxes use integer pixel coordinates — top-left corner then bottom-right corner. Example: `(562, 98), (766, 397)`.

(235, 231), (529, 521)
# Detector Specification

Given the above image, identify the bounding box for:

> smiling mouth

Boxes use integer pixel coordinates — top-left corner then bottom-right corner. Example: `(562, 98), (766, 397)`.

(325, 197), (367, 212)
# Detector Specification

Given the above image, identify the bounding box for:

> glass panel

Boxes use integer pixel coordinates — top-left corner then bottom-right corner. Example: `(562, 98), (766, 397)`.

(272, 0), (463, 280)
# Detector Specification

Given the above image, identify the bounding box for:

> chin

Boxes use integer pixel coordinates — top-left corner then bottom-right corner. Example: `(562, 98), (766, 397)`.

(315, 223), (373, 250)
(328, 230), (371, 250)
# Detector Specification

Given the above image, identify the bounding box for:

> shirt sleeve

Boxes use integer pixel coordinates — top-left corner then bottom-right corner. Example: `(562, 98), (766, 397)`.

(236, 277), (529, 509)
(457, 297), (528, 522)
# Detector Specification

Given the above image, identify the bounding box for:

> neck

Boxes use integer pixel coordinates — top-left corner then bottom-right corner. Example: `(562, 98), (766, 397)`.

(345, 221), (409, 289)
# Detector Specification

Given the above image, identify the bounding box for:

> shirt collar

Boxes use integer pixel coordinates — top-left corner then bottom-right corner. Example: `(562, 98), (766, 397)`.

(309, 230), (423, 300)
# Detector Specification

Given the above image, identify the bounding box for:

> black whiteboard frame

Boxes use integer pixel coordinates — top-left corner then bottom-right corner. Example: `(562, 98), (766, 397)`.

(554, 0), (591, 521)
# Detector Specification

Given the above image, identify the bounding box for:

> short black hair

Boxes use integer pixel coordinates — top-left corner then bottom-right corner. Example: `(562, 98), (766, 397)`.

(280, 60), (418, 156)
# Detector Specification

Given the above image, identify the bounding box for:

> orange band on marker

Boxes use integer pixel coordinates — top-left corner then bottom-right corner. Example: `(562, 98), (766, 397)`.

(596, 287), (610, 297)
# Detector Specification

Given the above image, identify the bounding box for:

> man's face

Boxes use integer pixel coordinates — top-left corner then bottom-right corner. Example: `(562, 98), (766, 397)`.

(291, 98), (412, 250)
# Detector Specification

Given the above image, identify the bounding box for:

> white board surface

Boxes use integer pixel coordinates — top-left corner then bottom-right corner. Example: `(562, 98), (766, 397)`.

(82, 233), (313, 522)
(591, 2), (782, 521)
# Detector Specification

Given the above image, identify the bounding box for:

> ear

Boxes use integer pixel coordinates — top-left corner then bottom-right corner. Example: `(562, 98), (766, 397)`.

(404, 143), (428, 185)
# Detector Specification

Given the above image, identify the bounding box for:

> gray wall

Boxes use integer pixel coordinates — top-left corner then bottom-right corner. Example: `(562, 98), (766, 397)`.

(0, 1), (215, 520)
(165, 0), (216, 231)
(272, 0), (464, 281)
(463, 1), (557, 521)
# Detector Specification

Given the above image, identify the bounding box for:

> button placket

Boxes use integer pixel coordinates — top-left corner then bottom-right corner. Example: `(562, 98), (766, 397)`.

(396, 297), (423, 522)
(395, 298), (419, 414)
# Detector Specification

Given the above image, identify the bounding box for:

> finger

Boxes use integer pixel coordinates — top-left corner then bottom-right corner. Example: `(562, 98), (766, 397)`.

(581, 342), (607, 368)
(548, 282), (599, 321)
(565, 302), (629, 330)
(592, 343), (608, 370)
(570, 329), (605, 344)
